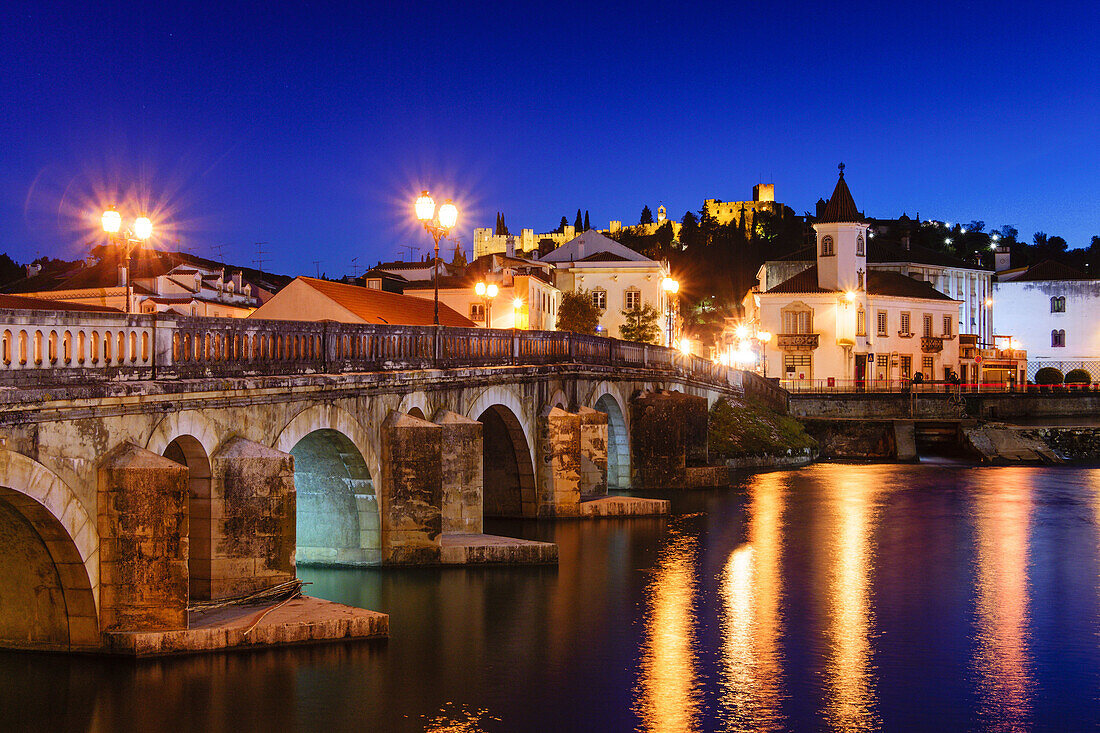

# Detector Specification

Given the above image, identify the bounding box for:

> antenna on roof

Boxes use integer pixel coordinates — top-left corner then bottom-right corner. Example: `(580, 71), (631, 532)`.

(253, 242), (268, 274)
(351, 256), (360, 278)
(400, 243), (419, 261)
(210, 243), (226, 261)
(313, 260), (322, 278)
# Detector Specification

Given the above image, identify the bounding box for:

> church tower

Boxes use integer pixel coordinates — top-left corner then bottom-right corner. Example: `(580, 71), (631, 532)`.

(814, 164), (868, 292)
(656, 204), (666, 223)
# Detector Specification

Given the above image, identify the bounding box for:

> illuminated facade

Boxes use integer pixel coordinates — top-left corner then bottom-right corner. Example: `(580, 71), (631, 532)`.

(745, 170), (962, 388)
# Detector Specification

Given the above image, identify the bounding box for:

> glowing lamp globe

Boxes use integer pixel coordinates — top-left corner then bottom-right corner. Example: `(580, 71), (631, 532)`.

(134, 216), (153, 240)
(475, 282), (486, 297)
(844, 290), (857, 303)
(437, 200), (458, 229)
(101, 208), (122, 234)
(513, 298), (523, 310)
(758, 330), (772, 343)
(662, 277), (679, 293)
(486, 283), (499, 298)
(735, 324), (749, 340)
(415, 191), (435, 222)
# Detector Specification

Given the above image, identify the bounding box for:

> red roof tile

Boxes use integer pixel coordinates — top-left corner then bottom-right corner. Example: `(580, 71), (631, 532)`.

(298, 277), (475, 326)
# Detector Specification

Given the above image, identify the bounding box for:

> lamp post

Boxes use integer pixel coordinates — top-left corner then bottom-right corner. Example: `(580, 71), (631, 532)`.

(756, 330), (772, 378)
(474, 281), (499, 328)
(414, 191), (458, 326)
(661, 276), (679, 347)
(512, 297), (524, 330)
(101, 206), (153, 315)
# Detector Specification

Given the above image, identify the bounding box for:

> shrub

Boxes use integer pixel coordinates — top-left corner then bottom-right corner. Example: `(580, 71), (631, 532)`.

(1065, 368), (1091, 385)
(1034, 367), (1064, 385)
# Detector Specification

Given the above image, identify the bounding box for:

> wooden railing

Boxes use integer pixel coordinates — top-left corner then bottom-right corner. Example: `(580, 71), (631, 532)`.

(0, 309), (752, 394)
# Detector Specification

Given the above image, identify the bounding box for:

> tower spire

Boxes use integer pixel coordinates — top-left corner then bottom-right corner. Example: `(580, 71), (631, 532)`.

(838, 162), (845, 178)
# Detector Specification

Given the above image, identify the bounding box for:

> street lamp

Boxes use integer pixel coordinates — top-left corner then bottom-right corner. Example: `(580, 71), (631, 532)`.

(662, 276), (679, 347)
(414, 190), (458, 326)
(756, 330), (772, 378)
(513, 297), (524, 329)
(474, 281), (498, 328)
(101, 206), (154, 314)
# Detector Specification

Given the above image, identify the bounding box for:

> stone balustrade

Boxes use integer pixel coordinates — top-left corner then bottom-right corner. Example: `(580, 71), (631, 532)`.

(0, 308), (739, 389)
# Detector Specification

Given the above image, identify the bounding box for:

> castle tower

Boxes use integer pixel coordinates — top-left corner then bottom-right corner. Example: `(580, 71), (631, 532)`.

(814, 164), (868, 292)
(657, 204), (666, 223)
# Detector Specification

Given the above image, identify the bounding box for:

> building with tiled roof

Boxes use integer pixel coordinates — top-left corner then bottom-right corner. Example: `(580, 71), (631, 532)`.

(536, 230), (672, 342)
(249, 277), (475, 327)
(993, 260), (1100, 376)
(743, 168), (981, 388)
(5, 244), (287, 317)
(758, 235), (995, 343)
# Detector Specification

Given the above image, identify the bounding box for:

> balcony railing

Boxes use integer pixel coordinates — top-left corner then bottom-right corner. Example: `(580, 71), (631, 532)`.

(776, 333), (819, 351)
(920, 336), (944, 353)
(0, 308), (745, 393)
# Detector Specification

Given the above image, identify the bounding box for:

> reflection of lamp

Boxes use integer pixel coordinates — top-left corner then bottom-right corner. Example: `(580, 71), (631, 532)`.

(415, 190), (458, 326)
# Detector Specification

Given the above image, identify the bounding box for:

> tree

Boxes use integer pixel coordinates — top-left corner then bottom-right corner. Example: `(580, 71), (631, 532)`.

(619, 303), (662, 344)
(574, 209), (583, 232)
(583, 210), (590, 231)
(640, 205), (654, 225)
(556, 216), (569, 233)
(556, 290), (600, 335)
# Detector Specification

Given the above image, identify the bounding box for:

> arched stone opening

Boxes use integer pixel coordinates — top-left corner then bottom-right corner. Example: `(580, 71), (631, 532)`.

(595, 393), (631, 489)
(163, 435), (213, 601)
(406, 406), (425, 419)
(0, 486), (97, 651)
(478, 405), (537, 518)
(291, 429), (380, 565)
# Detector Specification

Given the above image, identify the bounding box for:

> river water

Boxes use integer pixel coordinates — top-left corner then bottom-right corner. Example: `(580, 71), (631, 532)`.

(3, 463), (1100, 732)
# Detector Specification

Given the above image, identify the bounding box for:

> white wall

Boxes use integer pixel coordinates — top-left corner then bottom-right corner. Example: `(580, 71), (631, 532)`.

(994, 279), (1100, 361)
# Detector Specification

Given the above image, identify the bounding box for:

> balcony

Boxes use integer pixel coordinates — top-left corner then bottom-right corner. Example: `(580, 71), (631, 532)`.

(777, 333), (819, 351)
(921, 336), (944, 353)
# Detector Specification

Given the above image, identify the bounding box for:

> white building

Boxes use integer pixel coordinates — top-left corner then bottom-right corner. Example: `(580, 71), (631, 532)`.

(745, 169), (962, 388)
(759, 236), (994, 344)
(537, 230), (671, 341)
(403, 254), (560, 331)
(994, 260), (1100, 378)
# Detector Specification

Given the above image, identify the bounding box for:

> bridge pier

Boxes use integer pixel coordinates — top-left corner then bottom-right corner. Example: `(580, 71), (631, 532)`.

(208, 438), (296, 599)
(97, 443), (189, 633)
(629, 391), (708, 489)
(434, 410), (483, 534)
(537, 407), (582, 517)
(577, 407), (609, 499)
(380, 411), (443, 564)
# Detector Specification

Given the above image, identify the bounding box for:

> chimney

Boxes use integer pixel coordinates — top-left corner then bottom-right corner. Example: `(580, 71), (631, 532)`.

(233, 271), (243, 291)
(505, 235), (514, 258)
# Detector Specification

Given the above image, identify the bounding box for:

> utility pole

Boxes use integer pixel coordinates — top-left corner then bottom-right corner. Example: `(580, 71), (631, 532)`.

(313, 260), (322, 278)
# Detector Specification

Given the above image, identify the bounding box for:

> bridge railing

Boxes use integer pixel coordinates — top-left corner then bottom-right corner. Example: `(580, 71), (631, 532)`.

(0, 308), (749, 393)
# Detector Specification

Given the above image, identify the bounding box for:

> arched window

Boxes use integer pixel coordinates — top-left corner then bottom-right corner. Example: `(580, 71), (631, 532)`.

(781, 302), (813, 334)
(856, 234), (865, 256)
(48, 331), (58, 364)
(1050, 296), (1066, 313)
(820, 236), (835, 256)
(1052, 329), (1066, 347)
(856, 306), (866, 336)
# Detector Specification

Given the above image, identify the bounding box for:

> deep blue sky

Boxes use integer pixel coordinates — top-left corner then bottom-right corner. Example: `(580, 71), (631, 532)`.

(2, 1), (1097, 276)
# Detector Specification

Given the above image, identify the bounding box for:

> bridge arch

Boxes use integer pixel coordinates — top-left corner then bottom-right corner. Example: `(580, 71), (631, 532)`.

(546, 388), (568, 411)
(592, 391), (631, 489)
(146, 410), (222, 460)
(275, 405), (381, 565)
(0, 451), (99, 650)
(398, 391), (438, 421)
(466, 390), (537, 518)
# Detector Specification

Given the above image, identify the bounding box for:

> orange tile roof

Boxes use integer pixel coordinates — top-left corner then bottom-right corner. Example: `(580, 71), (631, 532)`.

(0, 293), (119, 312)
(298, 277), (475, 327)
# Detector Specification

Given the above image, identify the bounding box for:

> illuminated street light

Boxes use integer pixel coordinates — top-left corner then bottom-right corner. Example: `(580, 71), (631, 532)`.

(662, 276), (679, 347)
(101, 207), (121, 234)
(101, 206), (157, 314)
(735, 323), (749, 340)
(844, 290), (857, 303)
(474, 281), (498, 328)
(134, 216), (153, 241)
(414, 190), (458, 326)
(756, 330), (772, 378)
(945, 237), (953, 245)
(513, 297), (524, 329)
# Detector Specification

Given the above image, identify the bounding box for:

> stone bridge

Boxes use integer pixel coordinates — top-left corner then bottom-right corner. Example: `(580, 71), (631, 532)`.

(0, 310), (784, 653)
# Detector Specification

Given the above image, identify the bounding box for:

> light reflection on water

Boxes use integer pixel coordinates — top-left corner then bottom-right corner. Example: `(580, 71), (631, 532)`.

(971, 472), (1034, 732)
(718, 473), (785, 732)
(3, 465), (1100, 731)
(820, 474), (880, 732)
(635, 529), (701, 733)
